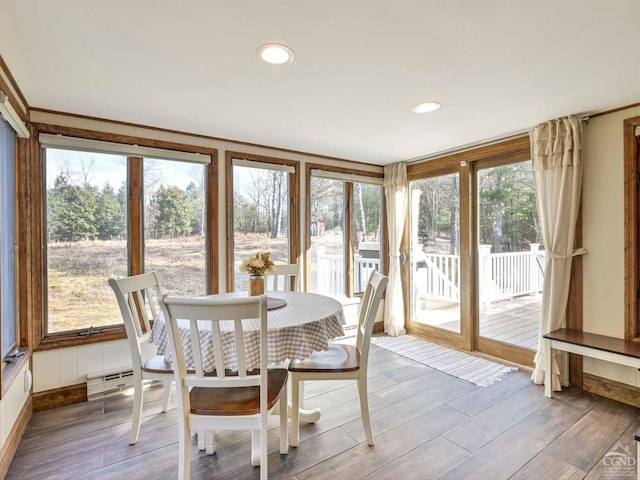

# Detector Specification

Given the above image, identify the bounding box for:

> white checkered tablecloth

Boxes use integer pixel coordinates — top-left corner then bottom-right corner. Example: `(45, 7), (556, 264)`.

(149, 291), (346, 371)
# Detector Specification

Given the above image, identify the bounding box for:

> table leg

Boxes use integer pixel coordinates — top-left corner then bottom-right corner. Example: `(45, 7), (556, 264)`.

(274, 379), (323, 423)
(295, 381), (321, 424)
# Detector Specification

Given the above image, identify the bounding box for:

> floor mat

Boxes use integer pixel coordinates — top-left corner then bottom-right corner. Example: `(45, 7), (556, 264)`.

(371, 334), (518, 387)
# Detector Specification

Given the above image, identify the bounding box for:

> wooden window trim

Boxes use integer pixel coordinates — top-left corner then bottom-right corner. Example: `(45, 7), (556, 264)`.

(225, 151), (300, 292)
(29, 124), (218, 350)
(129, 157), (144, 275)
(624, 116), (640, 341)
(407, 136), (530, 180)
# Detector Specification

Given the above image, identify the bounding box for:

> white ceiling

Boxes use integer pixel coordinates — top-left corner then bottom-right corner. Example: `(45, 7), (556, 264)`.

(1, 1), (640, 165)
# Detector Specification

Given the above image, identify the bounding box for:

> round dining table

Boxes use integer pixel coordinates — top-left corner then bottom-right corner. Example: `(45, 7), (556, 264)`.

(149, 290), (346, 423)
(150, 291), (345, 368)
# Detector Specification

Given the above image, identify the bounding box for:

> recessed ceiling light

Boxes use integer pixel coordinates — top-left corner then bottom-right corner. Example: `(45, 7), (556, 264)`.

(412, 101), (441, 113)
(257, 43), (295, 64)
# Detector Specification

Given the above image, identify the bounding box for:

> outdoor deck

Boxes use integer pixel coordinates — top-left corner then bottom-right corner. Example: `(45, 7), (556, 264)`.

(479, 295), (541, 349)
(416, 295), (541, 350)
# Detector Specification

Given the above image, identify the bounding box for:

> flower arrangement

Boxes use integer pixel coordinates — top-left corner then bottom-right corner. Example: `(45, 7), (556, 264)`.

(240, 251), (275, 277)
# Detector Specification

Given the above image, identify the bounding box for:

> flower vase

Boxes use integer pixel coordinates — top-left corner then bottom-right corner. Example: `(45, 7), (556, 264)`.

(249, 275), (265, 296)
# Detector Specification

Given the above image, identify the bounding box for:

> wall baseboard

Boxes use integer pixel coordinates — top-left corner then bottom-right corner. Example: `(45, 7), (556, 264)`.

(583, 373), (640, 408)
(33, 383), (87, 412)
(0, 398), (31, 478)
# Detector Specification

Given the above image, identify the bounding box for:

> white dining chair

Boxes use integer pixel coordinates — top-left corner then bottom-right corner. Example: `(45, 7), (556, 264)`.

(288, 270), (388, 447)
(108, 272), (174, 445)
(265, 263), (301, 291)
(159, 294), (288, 480)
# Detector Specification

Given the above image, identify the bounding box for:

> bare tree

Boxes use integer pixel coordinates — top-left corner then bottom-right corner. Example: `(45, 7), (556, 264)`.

(269, 170), (286, 238)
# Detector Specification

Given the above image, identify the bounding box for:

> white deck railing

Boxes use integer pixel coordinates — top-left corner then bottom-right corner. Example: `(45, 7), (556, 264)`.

(315, 247), (381, 295)
(315, 244), (545, 303)
(414, 244), (545, 304)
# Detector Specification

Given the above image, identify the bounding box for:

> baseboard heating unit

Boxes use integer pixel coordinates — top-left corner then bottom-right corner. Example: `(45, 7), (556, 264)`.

(87, 368), (135, 400)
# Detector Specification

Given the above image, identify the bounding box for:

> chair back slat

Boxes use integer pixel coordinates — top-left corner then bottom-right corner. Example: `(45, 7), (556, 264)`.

(210, 320), (225, 378)
(145, 286), (159, 320)
(234, 319), (247, 376)
(266, 263), (301, 291)
(190, 320), (206, 378)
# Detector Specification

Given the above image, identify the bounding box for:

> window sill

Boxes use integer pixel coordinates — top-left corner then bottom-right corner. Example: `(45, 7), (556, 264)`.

(35, 325), (127, 351)
(2, 348), (31, 399)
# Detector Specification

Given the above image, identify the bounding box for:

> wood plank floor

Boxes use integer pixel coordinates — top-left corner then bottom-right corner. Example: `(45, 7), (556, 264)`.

(7, 342), (640, 480)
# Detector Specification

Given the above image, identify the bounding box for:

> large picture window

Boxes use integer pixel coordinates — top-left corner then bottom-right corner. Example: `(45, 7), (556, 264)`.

(40, 133), (216, 341)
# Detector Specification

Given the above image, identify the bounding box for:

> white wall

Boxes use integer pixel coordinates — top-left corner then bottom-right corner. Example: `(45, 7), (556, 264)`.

(0, 362), (31, 446)
(582, 105), (640, 385)
(32, 339), (132, 393)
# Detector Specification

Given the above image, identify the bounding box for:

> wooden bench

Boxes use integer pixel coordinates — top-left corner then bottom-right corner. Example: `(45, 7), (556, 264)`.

(543, 328), (640, 398)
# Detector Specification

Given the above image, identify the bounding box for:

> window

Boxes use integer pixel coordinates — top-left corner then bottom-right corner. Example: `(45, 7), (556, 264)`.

(40, 133), (216, 341)
(353, 181), (383, 295)
(1, 117), (16, 357)
(45, 149), (128, 333)
(307, 166), (384, 299)
(226, 153), (299, 292)
(143, 158), (206, 296)
(309, 176), (344, 295)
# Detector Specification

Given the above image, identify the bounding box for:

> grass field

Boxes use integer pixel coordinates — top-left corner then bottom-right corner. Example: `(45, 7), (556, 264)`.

(46, 232), (348, 333)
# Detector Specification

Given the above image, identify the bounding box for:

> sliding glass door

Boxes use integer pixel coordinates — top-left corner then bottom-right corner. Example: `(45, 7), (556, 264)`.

(407, 141), (538, 366)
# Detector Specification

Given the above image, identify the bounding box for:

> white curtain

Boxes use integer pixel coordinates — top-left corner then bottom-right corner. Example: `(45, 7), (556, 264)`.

(530, 116), (586, 391)
(383, 162), (407, 336)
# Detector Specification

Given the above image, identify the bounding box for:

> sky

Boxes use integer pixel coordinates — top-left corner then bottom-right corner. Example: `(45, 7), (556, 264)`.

(45, 148), (201, 191)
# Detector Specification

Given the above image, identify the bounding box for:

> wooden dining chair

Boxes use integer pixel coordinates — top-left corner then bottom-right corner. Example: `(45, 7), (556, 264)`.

(108, 272), (174, 445)
(159, 294), (288, 480)
(288, 270), (388, 447)
(265, 263), (301, 291)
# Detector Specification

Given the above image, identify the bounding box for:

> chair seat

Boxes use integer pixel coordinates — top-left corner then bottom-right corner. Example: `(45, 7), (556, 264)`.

(190, 368), (288, 416)
(289, 343), (360, 373)
(142, 354), (172, 374)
